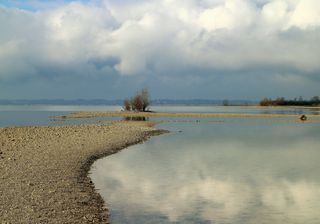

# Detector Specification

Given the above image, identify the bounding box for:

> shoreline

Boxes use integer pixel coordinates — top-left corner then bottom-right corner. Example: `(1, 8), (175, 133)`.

(50, 111), (320, 119)
(0, 121), (168, 223)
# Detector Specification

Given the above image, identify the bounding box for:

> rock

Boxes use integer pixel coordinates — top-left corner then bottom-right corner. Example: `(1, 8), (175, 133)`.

(300, 115), (307, 121)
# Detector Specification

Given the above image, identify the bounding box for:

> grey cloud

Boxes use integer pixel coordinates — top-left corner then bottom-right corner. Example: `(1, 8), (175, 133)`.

(0, 0), (320, 99)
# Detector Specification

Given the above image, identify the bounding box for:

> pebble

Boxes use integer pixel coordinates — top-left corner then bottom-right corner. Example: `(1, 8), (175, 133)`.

(0, 122), (164, 223)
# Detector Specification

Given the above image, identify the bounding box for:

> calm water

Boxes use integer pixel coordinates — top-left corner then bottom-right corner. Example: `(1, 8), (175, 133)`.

(1, 105), (320, 127)
(1, 105), (320, 223)
(91, 119), (320, 224)
(0, 105), (122, 127)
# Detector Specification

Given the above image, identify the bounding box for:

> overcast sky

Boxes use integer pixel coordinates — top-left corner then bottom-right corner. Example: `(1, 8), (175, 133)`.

(0, 0), (319, 100)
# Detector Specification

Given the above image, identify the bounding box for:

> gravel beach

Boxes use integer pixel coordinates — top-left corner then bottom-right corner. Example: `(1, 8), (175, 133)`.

(0, 121), (166, 223)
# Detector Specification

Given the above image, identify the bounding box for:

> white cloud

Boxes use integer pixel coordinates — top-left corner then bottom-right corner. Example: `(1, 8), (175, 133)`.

(289, 0), (320, 29)
(198, 0), (257, 31)
(0, 0), (320, 81)
(261, 0), (290, 29)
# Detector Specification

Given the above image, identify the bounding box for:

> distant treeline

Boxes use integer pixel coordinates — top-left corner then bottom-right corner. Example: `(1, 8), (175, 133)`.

(260, 96), (320, 106)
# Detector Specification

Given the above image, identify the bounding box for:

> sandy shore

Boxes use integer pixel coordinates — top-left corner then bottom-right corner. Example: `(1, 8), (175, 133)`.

(0, 121), (167, 223)
(50, 111), (320, 119)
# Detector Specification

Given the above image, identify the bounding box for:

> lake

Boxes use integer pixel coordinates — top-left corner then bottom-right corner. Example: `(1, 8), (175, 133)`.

(1, 105), (320, 127)
(1, 105), (320, 223)
(0, 105), (122, 127)
(91, 117), (320, 224)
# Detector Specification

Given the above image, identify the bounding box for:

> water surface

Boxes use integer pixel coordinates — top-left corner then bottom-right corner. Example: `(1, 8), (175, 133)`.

(1, 105), (319, 127)
(1, 105), (320, 223)
(91, 119), (320, 224)
(0, 105), (122, 127)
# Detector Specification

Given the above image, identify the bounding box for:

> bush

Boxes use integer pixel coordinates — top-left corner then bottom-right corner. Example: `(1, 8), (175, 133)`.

(140, 88), (150, 111)
(260, 98), (272, 106)
(222, 99), (229, 106)
(123, 88), (151, 112)
(123, 98), (131, 111)
(131, 95), (143, 111)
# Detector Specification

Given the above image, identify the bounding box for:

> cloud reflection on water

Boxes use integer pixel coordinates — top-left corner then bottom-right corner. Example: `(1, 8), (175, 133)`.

(91, 122), (320, 223)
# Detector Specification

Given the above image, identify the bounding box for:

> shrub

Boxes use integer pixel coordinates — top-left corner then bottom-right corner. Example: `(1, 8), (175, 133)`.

(124, 88), (151, 112)
(123, 98), (131, 111)
(140, 88), (150, 111)
(131, 95), (144, 111)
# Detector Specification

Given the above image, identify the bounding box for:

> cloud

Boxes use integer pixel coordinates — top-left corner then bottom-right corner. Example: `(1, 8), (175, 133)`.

(0, 0), (319, 98)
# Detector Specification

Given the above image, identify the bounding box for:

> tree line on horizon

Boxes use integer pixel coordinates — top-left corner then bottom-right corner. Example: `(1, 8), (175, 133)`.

(260, 96), (320, 106)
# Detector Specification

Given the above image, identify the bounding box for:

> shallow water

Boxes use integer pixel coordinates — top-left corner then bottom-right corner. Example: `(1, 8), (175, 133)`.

(0, 105), (122, 127)
(91, 119), (320, 224)
(1, 105), (319, 127)
(152, 105), (320, 115)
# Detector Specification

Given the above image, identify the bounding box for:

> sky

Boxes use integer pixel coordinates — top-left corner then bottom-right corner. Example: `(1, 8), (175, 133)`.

(0, 0), (319, 100)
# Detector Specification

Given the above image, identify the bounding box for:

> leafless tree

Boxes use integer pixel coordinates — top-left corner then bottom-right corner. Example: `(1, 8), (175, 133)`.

(123, 98), (131, 111)
(124, 88), (151, 112)
(260, 98), (272, 106)
(140, 88), (150, 112)
(131, 95), (143, 111)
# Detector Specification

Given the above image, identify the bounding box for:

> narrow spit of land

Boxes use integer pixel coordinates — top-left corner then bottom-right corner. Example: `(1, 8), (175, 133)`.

(50, 111), (320, 120)
(0, 121), (167, 223)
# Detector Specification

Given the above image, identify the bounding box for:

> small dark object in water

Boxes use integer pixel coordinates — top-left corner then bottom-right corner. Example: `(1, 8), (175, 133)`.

(300, 115), (307, 121)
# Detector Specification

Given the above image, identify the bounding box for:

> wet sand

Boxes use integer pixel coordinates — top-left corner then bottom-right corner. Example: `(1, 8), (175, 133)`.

(0, 121), (167, 223)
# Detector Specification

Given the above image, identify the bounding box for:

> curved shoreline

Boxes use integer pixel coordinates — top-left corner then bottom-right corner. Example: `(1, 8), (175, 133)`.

(79, 125), (168, 223)
(0, 121), (168, 223)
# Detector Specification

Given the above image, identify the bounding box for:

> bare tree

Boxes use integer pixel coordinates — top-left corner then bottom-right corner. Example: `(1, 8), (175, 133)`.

(123, 98), (131, 111)
(131, 95), (143, 111)
(140, 88), (150, 112)
(124, 88), (151, 112)
(260, 98), (272, 106)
